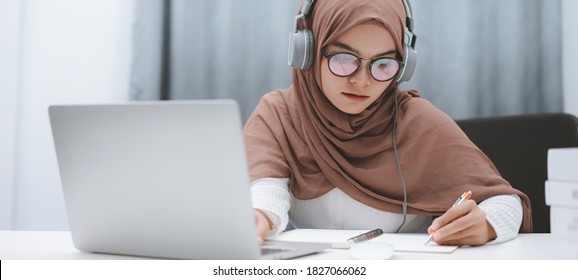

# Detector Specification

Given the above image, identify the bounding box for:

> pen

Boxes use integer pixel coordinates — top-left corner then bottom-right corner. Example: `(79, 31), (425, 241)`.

(424, 191), (472, 245)
(330, 228), (384, 249)
(347, 228), (384, 243)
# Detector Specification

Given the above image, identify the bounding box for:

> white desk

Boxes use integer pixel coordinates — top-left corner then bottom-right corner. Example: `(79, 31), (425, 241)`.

(1, 230), (576, 260)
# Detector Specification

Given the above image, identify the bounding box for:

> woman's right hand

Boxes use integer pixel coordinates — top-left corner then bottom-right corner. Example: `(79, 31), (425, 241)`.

(254, 209), (273, 244)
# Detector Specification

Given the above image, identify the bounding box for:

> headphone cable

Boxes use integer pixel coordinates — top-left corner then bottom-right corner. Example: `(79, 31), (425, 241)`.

(393, 89), (408, 233)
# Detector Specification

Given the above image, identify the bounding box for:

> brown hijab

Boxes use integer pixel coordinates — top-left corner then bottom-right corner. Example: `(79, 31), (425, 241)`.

(243, 0), (532, 233)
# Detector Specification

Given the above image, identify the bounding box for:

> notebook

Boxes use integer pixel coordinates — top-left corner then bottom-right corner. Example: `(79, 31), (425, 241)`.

(274, 229), (458, 253)
(48, 100), (329, 260)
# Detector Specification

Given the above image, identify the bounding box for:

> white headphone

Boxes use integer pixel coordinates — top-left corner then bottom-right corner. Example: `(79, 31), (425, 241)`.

(287, 0), (417, 83)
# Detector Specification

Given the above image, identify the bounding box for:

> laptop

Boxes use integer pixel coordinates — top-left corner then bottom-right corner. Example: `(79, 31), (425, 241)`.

(48, 100), (329, 259)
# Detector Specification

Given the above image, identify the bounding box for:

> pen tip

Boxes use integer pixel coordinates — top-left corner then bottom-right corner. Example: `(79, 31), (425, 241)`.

(424, 234), (433, 245)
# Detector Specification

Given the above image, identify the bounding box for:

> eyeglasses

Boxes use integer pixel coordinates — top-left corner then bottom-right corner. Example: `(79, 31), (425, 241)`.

(321, 48), (403, 82)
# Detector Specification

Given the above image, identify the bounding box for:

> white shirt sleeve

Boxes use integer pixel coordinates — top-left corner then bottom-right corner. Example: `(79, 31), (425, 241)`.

(250, 178), (291, 237)
(478, 194), (523, 244)
(251, 177), (524, 244)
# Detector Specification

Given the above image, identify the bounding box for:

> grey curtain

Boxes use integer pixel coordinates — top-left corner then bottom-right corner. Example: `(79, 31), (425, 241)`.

(130, 0), (562, 122)
(406, 0), (562, 119)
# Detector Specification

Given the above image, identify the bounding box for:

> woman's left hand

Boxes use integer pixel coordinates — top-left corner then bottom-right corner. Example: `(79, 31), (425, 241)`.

(427, 200), (497, 246)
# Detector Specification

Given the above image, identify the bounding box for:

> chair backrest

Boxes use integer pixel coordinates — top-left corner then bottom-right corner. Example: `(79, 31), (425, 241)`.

(455, 113), (578, 233)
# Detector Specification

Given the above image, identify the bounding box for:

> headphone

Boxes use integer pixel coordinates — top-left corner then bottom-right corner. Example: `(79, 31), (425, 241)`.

(287, 0), (417, 84)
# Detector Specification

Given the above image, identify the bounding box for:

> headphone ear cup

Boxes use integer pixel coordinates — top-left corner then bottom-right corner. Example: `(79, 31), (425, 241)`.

(396, 44), (417, 83)
(302, 28), (314, 69)
(288, 28), (315, 70)
(396, 26), (417, 84)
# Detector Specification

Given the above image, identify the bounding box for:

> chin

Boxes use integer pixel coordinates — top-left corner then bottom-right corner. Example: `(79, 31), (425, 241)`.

(339, 106), (367, 115)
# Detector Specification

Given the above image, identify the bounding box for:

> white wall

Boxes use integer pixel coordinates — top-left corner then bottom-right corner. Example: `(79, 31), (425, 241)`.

(0, 0), (134, 230)
(0, 0), (21, 230)
(563, 0), (578, 117)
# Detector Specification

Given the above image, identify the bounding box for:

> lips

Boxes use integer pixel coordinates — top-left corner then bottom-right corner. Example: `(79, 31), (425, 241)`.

(342, 92), (369, 102)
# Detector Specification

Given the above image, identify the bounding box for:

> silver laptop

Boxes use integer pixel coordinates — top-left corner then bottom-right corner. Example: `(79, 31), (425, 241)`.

(48, 100), (329, 259)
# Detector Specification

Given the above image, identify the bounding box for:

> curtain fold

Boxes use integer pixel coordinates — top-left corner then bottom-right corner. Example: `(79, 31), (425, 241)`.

(405, 0), (562, 119)
(130, 0), (562, 122)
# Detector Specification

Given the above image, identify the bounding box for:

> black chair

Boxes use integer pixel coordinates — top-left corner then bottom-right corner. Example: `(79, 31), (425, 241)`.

(455, 113), (578, 233)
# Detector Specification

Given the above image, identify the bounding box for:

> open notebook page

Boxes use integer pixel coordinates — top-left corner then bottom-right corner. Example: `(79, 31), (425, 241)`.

(272, 229), (458, 254)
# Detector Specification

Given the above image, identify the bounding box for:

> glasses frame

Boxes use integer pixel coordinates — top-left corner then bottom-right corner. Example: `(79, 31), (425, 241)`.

(321, 48), (404, 82)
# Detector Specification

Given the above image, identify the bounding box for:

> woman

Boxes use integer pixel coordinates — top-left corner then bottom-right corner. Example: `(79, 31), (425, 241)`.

(243, 0), (532, 246)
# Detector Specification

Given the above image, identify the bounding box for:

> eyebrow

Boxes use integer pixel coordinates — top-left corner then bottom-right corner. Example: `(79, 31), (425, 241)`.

(330, 41), (397, 57)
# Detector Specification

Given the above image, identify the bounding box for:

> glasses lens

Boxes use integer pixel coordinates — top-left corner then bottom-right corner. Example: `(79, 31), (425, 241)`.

(371, 58), (400, 81)
(328, 53), (359, 76)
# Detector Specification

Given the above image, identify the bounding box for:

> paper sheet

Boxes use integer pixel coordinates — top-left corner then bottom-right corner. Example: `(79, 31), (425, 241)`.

(273, 229), (458, 254)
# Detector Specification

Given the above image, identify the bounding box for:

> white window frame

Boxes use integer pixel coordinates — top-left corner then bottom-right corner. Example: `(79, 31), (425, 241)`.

(563, 0), (578, 116)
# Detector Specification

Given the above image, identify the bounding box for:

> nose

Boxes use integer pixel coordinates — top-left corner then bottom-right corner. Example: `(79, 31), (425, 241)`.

(349, 60), (372, 86)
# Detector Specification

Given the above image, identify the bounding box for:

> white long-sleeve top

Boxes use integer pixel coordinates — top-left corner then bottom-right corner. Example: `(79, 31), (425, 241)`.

(251, 177), (523, 244)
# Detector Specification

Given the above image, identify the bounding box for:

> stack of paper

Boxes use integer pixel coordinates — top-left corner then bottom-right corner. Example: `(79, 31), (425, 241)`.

(545, 148), (578, 258)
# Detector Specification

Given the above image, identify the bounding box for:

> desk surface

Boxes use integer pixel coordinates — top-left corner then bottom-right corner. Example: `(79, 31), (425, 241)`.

(1, 230), (576, 260)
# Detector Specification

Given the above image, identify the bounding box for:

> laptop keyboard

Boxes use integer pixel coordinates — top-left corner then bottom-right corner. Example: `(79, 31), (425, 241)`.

(260, 245), (295, 255)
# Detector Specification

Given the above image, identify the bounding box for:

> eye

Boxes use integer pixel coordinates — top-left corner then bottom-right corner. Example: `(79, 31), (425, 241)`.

(371, 58), (400, 81)
(333, 53), (358, 65)
(374, 59), (393, 70)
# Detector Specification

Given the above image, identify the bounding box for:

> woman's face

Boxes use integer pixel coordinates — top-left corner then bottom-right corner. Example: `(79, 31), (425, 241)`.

(320, 20), (398, 115)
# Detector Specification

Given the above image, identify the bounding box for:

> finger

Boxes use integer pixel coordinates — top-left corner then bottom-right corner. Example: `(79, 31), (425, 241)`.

(439, 218), (493, 246)
(436, 232), (476, 246)
(429, 200), (476, 233)
(254, 211), (269, 244)
(434, 223), (473, 244)
(431, 201), (480, 241)
(432, 214), (474, 243)
(256, 226), (267, 244)
(437, 231), (488, 246)
(434, 203), (491, 246)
